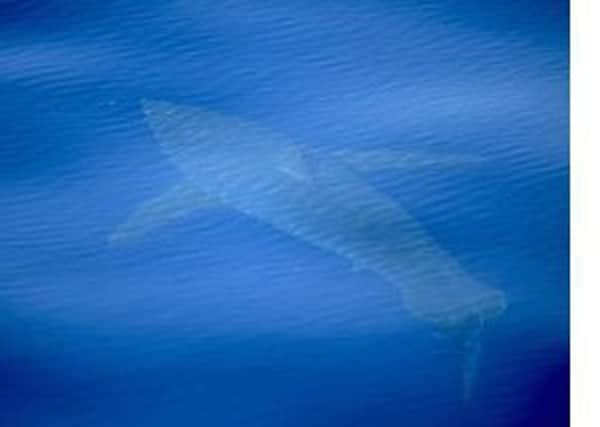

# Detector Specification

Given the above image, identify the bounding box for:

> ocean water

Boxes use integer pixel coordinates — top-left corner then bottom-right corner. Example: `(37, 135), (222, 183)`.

(0, 1), (568, 426)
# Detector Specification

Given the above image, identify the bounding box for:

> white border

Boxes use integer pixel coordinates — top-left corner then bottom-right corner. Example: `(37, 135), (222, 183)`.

(572, 1), (600, 426)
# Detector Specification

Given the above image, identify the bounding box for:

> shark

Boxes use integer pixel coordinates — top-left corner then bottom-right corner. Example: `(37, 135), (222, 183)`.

(111, 99), (506, 400)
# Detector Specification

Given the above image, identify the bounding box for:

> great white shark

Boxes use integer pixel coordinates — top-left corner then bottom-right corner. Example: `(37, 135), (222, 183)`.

(111, 99), (506, 400)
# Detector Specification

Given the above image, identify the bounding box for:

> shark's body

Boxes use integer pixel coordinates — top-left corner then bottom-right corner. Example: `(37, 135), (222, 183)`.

(112, 100), (506, 399)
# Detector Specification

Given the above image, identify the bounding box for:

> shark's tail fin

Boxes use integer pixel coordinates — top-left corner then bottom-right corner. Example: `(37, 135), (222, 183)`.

(459, 315), (484, 402)
(429, 288), (506, 401)
(434, 304), (500, 402)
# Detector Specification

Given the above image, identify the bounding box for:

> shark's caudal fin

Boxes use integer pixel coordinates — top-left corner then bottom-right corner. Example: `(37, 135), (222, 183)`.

(333, 149), (483, 173)
(441, 313), (494, 402)
(459, 315), (484, 402)
(109, 183), (220, 244)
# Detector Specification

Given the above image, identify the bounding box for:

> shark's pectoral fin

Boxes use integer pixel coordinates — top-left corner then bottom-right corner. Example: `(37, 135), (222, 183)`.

(109, 182), (219, 244)
(334, 149), (483, 174)
(277, 164), (312, 183)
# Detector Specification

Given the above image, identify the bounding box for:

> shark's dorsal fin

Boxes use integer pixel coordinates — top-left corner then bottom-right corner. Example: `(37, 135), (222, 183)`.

(333, 149), (483, 173)
(109, 182), (220, 244)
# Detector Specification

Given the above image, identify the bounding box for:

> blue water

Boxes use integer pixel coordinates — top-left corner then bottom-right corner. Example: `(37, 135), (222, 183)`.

(1, 1), (568, 426)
